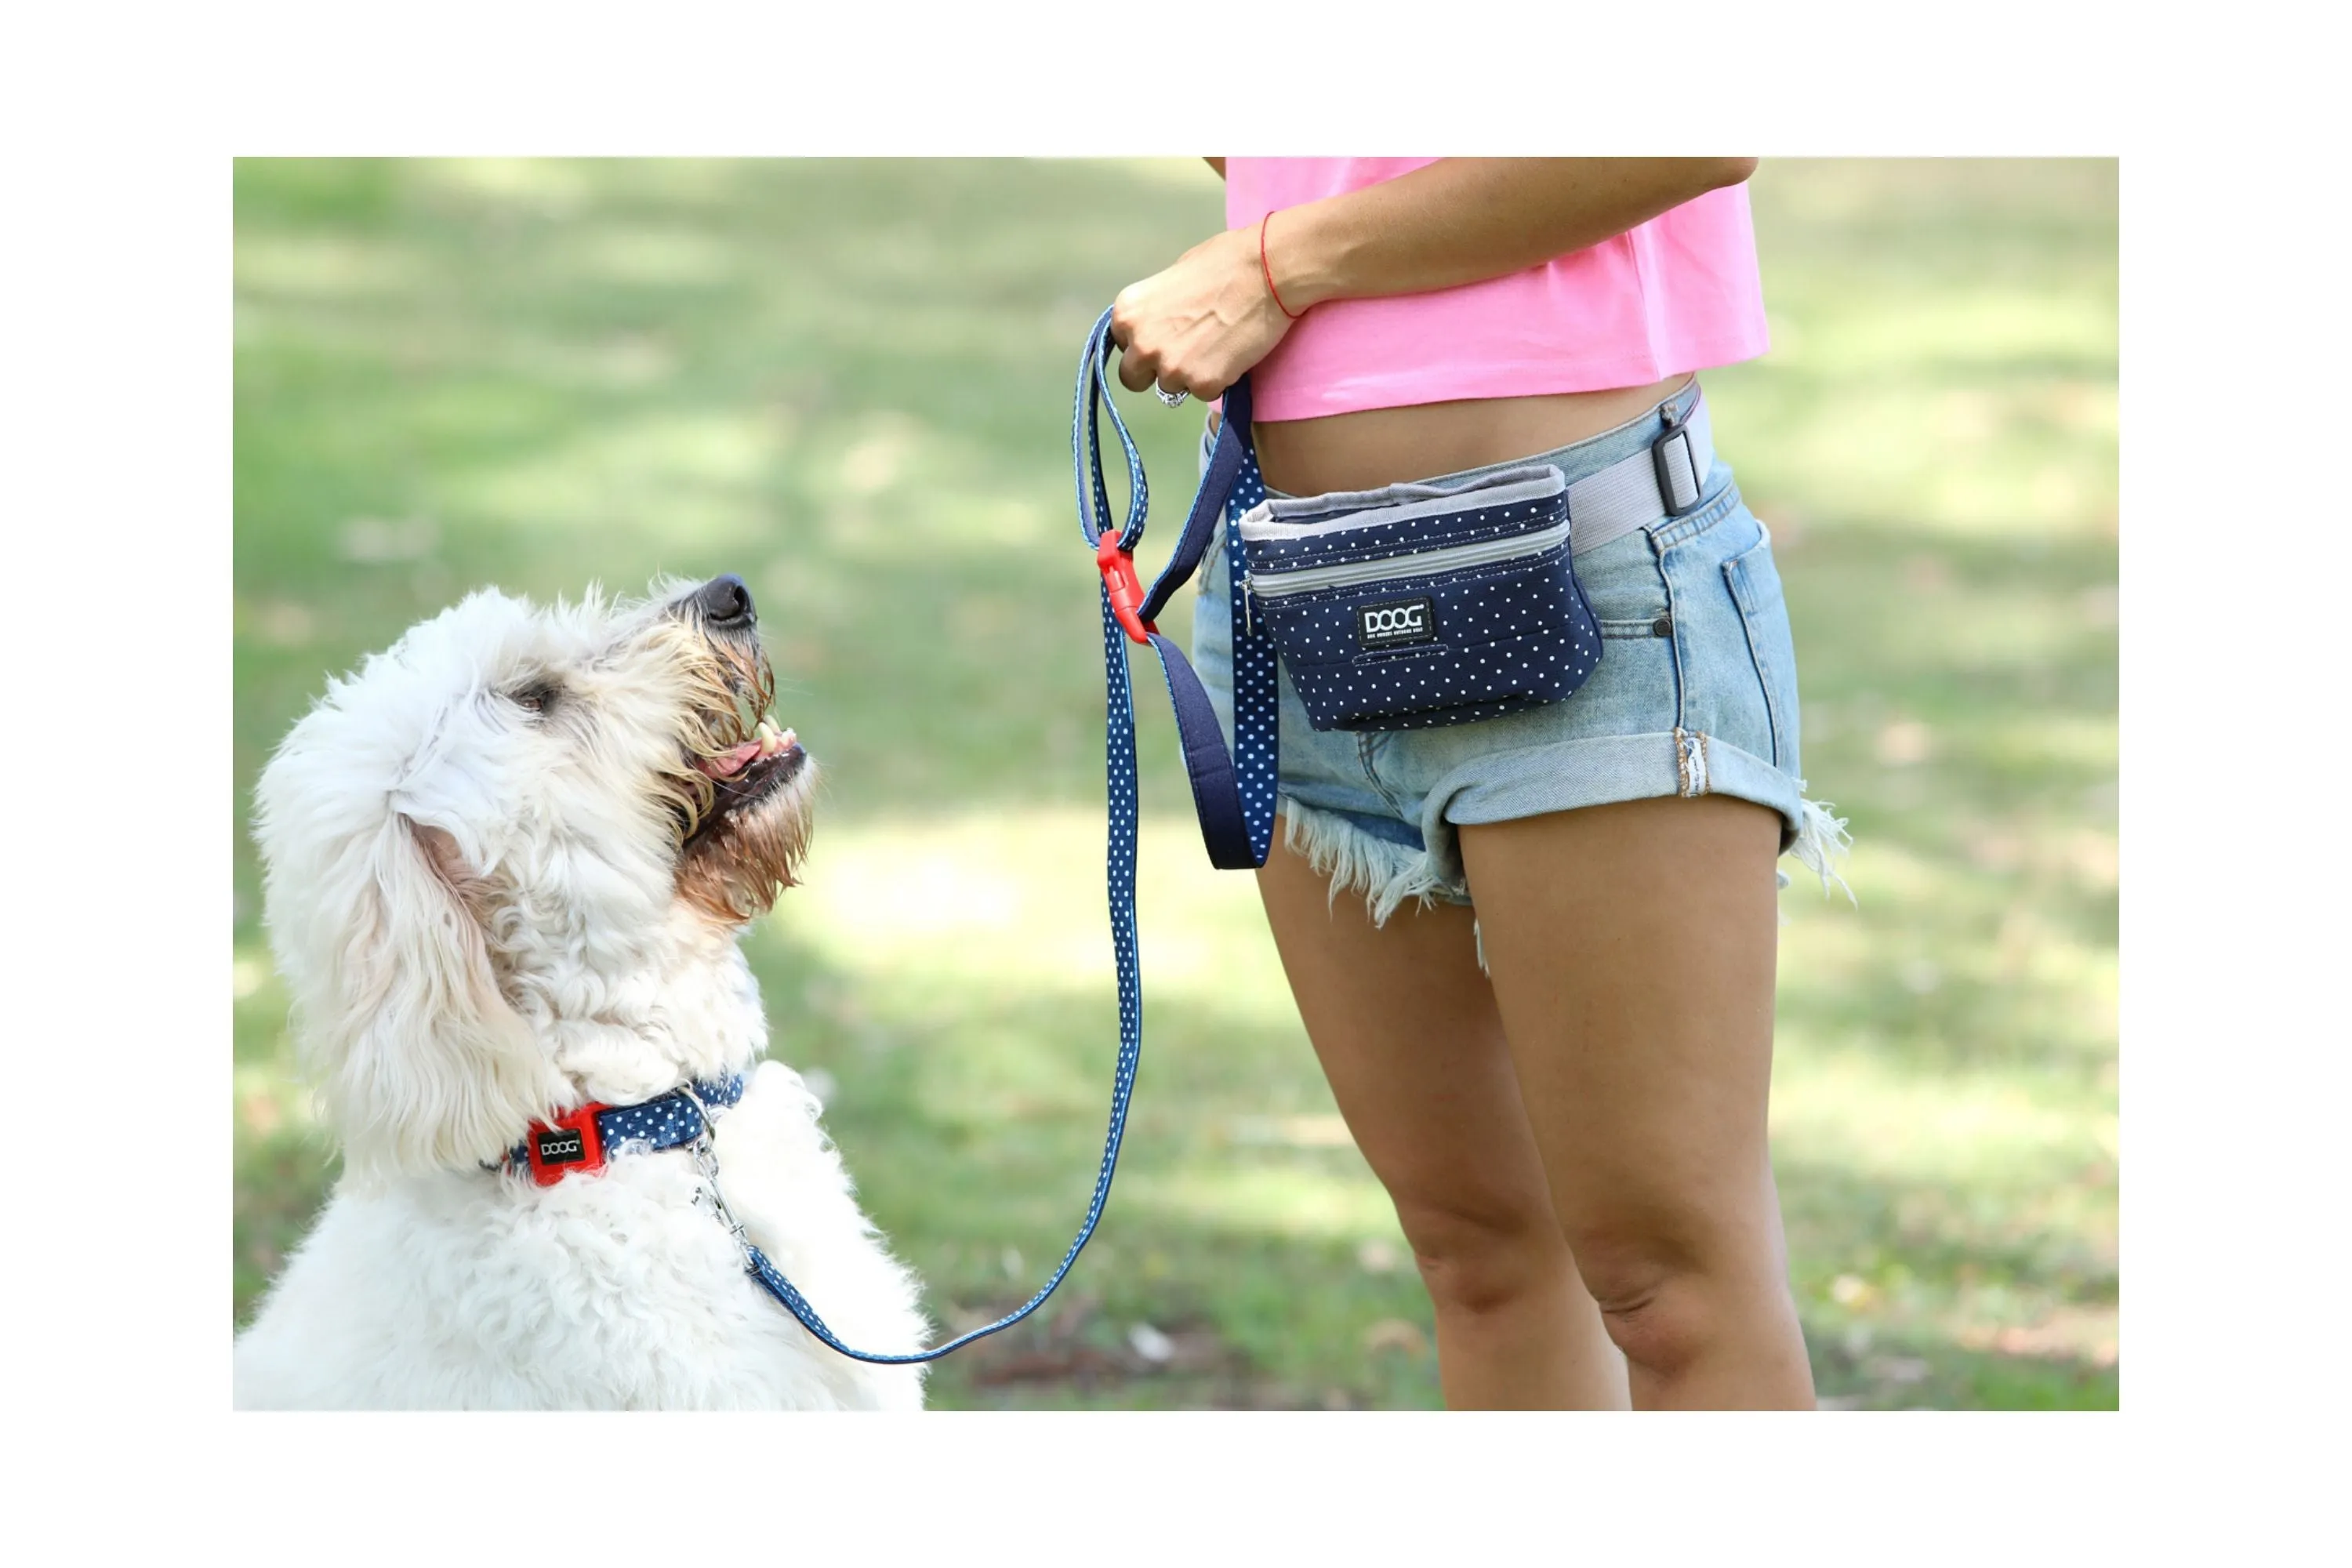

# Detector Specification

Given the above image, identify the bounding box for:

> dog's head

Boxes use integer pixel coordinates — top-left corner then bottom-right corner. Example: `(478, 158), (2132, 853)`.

(254, 575), (815, 1183)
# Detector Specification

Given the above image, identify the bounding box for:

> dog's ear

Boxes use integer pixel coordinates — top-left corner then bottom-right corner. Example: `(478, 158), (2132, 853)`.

(296, 811), (570, 1186)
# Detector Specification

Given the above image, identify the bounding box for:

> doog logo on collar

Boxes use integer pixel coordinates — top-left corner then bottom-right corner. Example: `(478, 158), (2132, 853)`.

(1355, 595), (1439, 652)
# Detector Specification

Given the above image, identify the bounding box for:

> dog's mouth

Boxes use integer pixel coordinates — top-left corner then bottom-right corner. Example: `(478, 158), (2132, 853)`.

(662, 626), (816, 924)
(681, 718), (807, 851)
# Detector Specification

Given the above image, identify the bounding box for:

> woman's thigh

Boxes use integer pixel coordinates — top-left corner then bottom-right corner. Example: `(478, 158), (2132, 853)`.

(1251, 818), (1563, 1272)
(1458, 793), (1790, 1305)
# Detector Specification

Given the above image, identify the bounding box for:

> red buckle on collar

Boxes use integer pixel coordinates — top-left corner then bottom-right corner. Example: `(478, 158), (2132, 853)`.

(523, 1104), (608, 1186)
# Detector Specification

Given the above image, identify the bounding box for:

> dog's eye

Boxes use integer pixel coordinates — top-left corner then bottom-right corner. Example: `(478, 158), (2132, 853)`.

(510, 680), (559, 717)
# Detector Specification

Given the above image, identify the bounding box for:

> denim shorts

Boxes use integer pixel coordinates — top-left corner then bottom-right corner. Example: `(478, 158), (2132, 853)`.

(1192, 385), (1849, 924)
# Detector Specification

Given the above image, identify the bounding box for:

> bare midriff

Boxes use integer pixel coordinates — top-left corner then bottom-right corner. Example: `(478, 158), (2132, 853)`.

(1232, 373), (1694, 498)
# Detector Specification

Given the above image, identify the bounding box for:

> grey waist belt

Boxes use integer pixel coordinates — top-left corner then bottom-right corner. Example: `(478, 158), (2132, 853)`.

(1201, 384), (1719, 561)
(1566, 385), (1717, 557)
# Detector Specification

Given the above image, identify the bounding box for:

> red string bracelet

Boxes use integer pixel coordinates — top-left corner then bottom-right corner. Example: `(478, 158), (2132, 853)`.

(1260, 210), (1305, 321)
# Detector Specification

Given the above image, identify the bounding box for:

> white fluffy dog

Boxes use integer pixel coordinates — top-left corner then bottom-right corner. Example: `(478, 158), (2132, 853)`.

(235, 575), (929, 1409)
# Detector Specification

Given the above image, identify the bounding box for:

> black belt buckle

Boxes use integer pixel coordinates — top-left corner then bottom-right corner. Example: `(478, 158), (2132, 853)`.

(1651, 396), (1704, 518)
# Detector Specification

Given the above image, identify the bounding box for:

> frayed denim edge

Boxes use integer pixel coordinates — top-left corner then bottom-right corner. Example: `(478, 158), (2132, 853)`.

(1779, 796), (1857, 908)
(1279, 797), (1454, 929)
(1283, 789), (1853, 949)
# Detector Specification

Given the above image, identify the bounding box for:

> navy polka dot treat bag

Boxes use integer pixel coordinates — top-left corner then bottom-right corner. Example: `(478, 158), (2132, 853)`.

(1236, 463), (1603, 732)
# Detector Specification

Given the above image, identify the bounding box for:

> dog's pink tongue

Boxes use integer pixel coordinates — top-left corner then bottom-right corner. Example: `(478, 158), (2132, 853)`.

(699, 741), (764, 778)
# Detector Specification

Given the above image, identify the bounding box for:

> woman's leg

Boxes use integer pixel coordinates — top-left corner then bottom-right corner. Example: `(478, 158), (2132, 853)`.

(1255, 817), (1629, 1410)
(1460, 794), (1815, 1410)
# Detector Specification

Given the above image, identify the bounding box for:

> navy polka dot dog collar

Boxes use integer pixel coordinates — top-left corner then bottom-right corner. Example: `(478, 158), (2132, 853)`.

(503, 1074), (746, 1187)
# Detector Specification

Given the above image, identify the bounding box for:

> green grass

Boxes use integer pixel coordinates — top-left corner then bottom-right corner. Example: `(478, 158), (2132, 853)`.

(233, 157), (2118, 1409)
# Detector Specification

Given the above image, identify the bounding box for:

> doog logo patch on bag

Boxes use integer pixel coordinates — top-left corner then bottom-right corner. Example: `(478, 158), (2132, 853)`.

(1237, 462), (1601, 731)
(1355, 596), (1439, 652)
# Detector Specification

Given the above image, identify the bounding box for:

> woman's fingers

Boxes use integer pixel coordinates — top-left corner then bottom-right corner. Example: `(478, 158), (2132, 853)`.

(1109, 291), (1153, 390)
(1116, 343), (1159, 393)
(1118, 342), (1234, 402)
(1116, 327), (1200, 399)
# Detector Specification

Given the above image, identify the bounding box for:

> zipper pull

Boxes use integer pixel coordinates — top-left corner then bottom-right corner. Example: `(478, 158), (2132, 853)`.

(1241, 572), (1257, 637)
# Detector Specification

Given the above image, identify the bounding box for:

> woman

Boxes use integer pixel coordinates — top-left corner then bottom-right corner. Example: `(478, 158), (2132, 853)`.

(1109, 158), (1847, 1410)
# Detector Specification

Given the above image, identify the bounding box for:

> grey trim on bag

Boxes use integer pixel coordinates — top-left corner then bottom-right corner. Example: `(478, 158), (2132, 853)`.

(1237, 467), (1568, 541)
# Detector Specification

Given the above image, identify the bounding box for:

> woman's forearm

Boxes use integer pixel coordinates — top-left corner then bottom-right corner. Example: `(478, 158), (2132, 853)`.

(1111, 158), (1755, 401)
(1269, 158), (1755, 310)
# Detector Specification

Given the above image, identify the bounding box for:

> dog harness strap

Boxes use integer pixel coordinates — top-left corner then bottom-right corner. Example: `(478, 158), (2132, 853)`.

(722, 312), (1279, 1365)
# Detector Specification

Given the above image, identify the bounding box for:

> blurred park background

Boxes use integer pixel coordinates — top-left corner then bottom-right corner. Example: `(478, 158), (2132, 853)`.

(233, 158), (2118, 1410)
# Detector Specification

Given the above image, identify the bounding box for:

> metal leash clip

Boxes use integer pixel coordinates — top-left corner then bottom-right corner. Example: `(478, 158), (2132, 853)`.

(676, 1083), (755, 1262)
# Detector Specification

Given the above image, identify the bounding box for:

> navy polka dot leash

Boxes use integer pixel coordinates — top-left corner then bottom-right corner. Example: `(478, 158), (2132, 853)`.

(656, 312), (1277, 1367)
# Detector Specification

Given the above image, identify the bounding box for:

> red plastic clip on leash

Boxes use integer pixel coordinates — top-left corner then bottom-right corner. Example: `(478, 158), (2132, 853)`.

(1096, 529), (1156, 645)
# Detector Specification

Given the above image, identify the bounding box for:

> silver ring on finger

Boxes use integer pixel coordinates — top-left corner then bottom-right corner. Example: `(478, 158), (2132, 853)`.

(1155, 386), (1189, 408)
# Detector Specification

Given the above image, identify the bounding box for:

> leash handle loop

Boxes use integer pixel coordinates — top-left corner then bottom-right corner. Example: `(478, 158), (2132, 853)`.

(1073, 310), (1148, 552)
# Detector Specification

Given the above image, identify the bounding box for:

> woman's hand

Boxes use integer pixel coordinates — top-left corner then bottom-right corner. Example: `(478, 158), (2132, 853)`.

(1109, 224), (1289, 403)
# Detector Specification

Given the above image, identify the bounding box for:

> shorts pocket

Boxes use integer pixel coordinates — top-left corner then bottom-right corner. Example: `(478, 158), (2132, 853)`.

(1722, 524), (1802, 775)
(1573, 528), (1673, 639)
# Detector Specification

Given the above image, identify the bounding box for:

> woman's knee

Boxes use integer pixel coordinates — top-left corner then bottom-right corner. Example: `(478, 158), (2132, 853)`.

(1564, 1218), (1777, 1376)
(1391, 1193), (1566, 1318)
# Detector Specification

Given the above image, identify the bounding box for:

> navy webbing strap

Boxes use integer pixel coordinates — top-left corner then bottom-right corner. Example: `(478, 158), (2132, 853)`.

(728, 310), (1274, 1365)
(1073, 307), (1277, 871)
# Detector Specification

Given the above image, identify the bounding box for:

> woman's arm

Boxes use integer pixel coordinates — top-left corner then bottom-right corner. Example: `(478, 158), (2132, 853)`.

(1112, 158), (1755, 400)
(1273, 157), (1754, 307)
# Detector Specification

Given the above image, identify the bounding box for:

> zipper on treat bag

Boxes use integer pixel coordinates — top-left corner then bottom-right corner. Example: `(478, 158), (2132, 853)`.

(1237, 464), (1566, 542)
(1236, 463), (1571, 626)
(1243, 515), (1573, 602)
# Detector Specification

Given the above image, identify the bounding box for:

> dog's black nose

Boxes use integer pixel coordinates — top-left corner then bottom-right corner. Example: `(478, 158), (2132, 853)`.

(695, 574), (756, 629)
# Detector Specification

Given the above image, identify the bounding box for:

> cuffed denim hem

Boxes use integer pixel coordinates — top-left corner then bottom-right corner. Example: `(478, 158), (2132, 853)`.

(1279, 728), (1852, 935)
(1425, 727), (1852, 904)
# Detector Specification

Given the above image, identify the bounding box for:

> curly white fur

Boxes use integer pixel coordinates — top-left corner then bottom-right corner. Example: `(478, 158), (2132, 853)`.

(235, 580), (927, 1409)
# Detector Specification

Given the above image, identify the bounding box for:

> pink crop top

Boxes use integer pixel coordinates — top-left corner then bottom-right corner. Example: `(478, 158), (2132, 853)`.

(1225, 158), (1770, 423)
